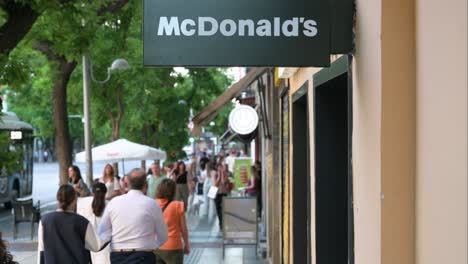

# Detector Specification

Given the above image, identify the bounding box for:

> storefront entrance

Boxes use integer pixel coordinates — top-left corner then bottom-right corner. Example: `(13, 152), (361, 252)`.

(292, 82), (311, 263)
(313, 55), (354, 264)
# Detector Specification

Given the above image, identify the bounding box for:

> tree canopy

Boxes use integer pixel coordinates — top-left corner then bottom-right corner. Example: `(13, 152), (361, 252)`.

(1, 0), (232, 182)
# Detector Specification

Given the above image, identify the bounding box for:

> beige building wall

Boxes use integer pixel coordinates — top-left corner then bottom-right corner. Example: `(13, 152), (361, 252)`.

(286, 0), (385, 259)
(352, 0), (383, 263)
(415, 0), (468, 263)
(380, 0), (416, 263)
(281, 0), (467, 263)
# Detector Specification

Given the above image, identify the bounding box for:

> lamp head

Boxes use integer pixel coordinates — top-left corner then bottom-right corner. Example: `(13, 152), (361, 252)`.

(110, 59), (130, 71)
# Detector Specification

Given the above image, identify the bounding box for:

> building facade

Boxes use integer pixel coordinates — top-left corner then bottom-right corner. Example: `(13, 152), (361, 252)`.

(273, 0), (467, 263)
(191, 0), (466, 263)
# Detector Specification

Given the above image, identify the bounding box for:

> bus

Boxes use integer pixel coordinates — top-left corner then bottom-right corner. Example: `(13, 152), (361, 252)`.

(0, 112), (34, 209)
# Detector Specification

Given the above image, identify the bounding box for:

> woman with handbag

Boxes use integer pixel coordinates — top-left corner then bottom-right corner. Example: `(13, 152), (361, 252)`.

(213, 163), (231, 231)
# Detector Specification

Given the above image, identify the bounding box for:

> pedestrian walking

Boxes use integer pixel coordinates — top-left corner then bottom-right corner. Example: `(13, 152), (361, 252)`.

(163, 163), (173, 177)
(173, 161), (189, 211)
(169, 162), (178, 180)
(37, 185), (104, 264)
(68, 165), (90, 197)
(147, 162), (167, 199)
(224, 150), (237, 174)
(155, 179), (190, 264)
(199, 152), (209, 172)
(99, 164), (122, 200)
(98, 168), (168, 264)
(186, 155), (198, 211)
(213, 163), (231, 230)
(77, 182), (111, 264)
(119, 175), (130, 194)
(245, 166), (259, 197)
(254, 161), (262, 218)
(201, 160), (216, 216)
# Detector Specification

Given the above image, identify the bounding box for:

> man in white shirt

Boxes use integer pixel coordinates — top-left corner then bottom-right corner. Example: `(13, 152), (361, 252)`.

(98, 168), (168, 264)
(225, 150), (237, 174)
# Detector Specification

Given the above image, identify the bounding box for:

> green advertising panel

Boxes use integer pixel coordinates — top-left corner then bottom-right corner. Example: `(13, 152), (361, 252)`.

(233, 158), (252, 190)
(144, 0), (333, 67)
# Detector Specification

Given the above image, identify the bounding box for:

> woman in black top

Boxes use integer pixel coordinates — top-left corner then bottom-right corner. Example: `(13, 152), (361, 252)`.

(38, 185), (104, 264)
(174, 161), (189, 211)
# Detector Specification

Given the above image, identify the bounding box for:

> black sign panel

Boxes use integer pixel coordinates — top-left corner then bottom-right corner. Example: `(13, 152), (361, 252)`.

(144, 0), (332, 67)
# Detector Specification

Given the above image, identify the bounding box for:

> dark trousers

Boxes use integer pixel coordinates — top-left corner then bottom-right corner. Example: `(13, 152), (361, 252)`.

(110, 251), (155, 264)
(214, 193), (227, 229)
(154, 249), (184, 264)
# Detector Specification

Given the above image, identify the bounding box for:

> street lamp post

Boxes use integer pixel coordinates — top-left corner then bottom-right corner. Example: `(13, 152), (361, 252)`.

(82, 55), (129, 185)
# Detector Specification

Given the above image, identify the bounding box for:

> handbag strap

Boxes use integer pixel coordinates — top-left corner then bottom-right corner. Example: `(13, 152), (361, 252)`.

(161, 199), (173, 212)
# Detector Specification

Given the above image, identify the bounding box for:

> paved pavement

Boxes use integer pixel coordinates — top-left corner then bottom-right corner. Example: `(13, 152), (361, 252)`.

(4, 199), (267, 264)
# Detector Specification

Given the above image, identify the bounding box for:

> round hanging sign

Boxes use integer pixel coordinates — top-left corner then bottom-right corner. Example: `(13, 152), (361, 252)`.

(229, 105), (259, 135)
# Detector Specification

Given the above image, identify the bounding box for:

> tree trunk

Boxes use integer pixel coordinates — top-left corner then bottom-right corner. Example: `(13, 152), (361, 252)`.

(31, 0), (131, 185)
(35, 41), (77, 185)
(110, 83), (124, 176)
(0, 1), (39, 55)
(141, 122), (149, 171)
(53, 61), (77, 184)
(110, 83), (124, 141)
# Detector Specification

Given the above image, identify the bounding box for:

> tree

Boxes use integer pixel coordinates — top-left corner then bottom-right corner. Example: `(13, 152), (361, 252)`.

(3, 0), (131, 184)
(2, 0), (232, 183)
(0, 0), (130, 58)
(6, 48), (56, 157)
(0, 0), (40, 57)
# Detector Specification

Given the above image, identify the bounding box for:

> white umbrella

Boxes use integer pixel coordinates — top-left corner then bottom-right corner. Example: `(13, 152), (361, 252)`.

(75, 139), (166, 174)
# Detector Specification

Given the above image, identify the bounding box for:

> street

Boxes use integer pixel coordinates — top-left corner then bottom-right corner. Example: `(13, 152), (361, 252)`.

(0, 161), (267, 264)
(0, 160), (159, 239)
(5, 160), (160, 206)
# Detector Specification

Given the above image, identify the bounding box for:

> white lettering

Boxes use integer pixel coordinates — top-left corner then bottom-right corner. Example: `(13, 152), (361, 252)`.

(238, 19), (255, 36)
(156, 16), (318, 38)
(220, 19), (237, 36)
(181, 19), (196, 36)
(256, 20), (272, 36)
(199, 17), (218, 36)
(157, 17), (180, 36)
(303, 19), (318, 37)
(274, 17), (281, 36)
(282, 18), (299, 37)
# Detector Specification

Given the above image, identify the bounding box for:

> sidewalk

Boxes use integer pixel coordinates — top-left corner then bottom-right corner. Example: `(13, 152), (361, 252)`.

(184, 200), (268, 264)
(5, 197), (268, 264)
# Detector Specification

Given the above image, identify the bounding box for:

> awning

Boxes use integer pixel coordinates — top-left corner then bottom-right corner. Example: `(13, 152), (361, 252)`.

(191, 67), (268, 136)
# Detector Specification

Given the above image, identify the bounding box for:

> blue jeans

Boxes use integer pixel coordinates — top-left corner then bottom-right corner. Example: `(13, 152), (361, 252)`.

(110, 251), (155, 264)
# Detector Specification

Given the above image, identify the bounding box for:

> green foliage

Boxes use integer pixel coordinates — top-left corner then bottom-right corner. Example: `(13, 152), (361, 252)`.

(2, 0), (233, 163)
(0, 7), (7, 28)
(28, 0), (116, 61)
(0, 52), (31, 88)
(0, 132), (21, 174)
(6, 48), (55, 139)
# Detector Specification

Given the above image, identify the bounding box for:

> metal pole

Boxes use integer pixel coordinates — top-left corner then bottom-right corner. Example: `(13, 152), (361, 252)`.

(83, 55), (93, 185)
